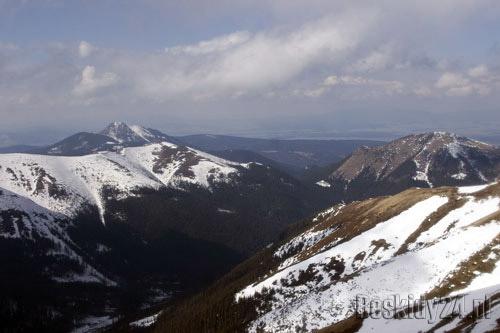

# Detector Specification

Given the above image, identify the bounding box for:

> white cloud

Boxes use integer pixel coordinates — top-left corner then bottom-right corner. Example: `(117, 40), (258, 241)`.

(323, 75), (339, 86)
(348, 45), (393, 73)
(303, 86), (327, 97)
(78, 41), (94, 58)
(73, 65), (118, 96)
(166, 31), (251, 55)
(133, 11), (376, 100)
(435, 72), (469, 89)
(468, 64), (488, 78)
(435, 69), (495, 96)
(446, 85), (474, 96)
(341, 75), (404, 94)
(444, 84), (489, 97)
(1, 0), (500, 134)
(302, 74), (404, 98)
(413, 86), (433, 97)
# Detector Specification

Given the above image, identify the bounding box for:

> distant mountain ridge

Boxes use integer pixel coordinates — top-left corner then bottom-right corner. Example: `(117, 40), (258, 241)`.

(30, 132), (119, 156)
(2, 125), (383, 178)
(178, 134), (384, 171)
(0, 145), (39, 154)
(315, 132), (500, 201)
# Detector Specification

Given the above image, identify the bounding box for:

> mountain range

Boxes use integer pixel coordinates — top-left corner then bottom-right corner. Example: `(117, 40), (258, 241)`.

(0, 122), (498, 332)
(0, 122), (329, 331)
(0, 124), (383, 176)
(177, 134), (384, 176)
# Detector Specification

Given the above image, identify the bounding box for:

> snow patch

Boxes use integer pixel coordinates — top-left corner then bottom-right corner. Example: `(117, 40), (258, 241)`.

(217, 208), (235, 214)
(129, 311), (162, 328)
(458, 183), (492, 194)
(315, 180), (331, 188)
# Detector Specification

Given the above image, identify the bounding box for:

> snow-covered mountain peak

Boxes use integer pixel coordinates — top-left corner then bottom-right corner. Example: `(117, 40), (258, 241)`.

(99, 122), (176, 147)
(100, 121), (147, 145)
(30, 122), (179, 156)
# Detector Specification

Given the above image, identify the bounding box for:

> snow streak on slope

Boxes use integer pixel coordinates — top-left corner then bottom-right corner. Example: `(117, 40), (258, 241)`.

(412, 197), (500, 246)
(0, 187), (116, 285)
(273, 203), (344, 270)
(458, 183), (493, 194)
(129, 311), (162, 328)
(0, 187), (67, 239)
(235, 182), (500, 332)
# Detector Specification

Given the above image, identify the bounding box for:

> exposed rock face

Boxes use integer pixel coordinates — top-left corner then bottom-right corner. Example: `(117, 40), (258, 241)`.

(100, 121), (146, 145)
(325, 132), (500, 201)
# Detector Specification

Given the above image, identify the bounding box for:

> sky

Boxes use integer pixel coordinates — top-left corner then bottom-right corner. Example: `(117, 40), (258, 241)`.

(1, 0), (500, 145)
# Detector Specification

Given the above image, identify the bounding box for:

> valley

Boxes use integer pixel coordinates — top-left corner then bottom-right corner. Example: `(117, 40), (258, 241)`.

(0, 123), (498, 332)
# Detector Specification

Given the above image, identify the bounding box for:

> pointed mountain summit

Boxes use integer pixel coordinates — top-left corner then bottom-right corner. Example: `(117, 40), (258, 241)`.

(99, 121), (148, 145)
(100, 121), (179, 145)
(28, 122), (179, 156)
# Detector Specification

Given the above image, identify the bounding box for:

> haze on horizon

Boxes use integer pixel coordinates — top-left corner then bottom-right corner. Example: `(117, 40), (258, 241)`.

(1, 0), (500, 146)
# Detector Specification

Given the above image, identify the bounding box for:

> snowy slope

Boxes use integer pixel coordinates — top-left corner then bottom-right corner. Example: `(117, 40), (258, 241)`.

(0, 140), (248, 288)
(235, 182), (500, 332)
(0, 187), (115, 285)
(0, 142), (244, 224)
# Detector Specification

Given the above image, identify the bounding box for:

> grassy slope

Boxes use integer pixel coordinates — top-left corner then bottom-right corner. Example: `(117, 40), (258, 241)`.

(152, 183), (500, 333)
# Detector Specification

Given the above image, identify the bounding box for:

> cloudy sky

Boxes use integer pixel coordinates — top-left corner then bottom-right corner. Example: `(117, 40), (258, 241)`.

(1, 0), (500, 145)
